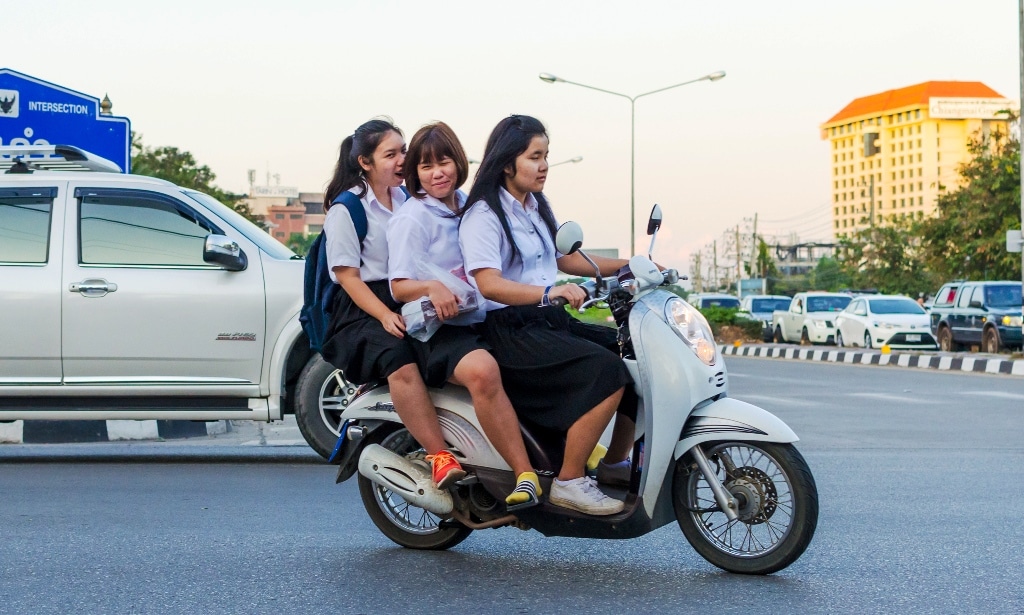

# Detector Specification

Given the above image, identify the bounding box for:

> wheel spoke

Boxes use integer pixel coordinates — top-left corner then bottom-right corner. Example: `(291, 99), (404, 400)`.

(687, 442), (798, 558)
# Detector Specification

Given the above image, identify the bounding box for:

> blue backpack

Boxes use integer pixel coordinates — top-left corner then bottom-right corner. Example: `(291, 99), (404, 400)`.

(300, 191), (367, 354)
(300, 188), (409, 354)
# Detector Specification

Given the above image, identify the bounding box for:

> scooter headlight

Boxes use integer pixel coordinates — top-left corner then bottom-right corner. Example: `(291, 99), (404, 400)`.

(666, 298), (717, 366)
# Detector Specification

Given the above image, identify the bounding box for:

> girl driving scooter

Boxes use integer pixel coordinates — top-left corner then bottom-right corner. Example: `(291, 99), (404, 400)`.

(460, 114), (637, 515)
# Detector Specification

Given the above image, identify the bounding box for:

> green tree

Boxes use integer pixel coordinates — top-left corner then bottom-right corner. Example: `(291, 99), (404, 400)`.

(836, 220), (936, 296)
(918, 127), (1022, 281)
(131, 133), (260, 225)
(808, 256), (851, 291)
(287, 232), (317, 257)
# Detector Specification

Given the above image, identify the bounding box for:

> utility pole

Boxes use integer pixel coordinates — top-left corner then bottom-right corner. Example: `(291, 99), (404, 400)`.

(1020, 0), (1024, 331)
(712, 240), (719, 291)
(735, 224), (742, 297)
(692, 252), (703, 292)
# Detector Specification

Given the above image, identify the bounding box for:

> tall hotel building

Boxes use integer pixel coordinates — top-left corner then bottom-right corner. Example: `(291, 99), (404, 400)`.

(821, 81), (1014, 238)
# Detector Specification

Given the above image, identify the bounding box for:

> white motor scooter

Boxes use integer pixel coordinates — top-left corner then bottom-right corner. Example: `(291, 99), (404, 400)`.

(331, 206), (818, 575)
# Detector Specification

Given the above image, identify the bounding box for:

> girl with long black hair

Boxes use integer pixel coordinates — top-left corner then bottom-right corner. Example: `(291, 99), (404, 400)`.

(459, 115), (637, 516)
(320, 118), (465, 489)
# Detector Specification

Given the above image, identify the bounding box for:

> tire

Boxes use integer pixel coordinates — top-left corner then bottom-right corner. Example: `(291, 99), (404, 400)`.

(982, 327), (1001, 354)
(799, 328), (810, 345)
(358, 426), (473, 550)
(836, 331), (845, 347)
(773, 326), (785, 344)
(937, 326), (959, 352)
(673, 442), (818, 575)
(863, 331), (872, 349)
(295, 355), (359, 460)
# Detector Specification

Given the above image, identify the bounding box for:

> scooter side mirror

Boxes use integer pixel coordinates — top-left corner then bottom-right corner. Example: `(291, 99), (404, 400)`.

(555, 221), (584, 255)
(646, 204), (663, 235)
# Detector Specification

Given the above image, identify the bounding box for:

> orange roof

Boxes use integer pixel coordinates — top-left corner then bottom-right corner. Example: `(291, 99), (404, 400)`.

(824, 81), (1005, 125)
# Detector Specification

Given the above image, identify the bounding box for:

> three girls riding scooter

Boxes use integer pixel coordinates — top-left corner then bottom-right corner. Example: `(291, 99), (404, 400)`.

(329, 206), (818, 575)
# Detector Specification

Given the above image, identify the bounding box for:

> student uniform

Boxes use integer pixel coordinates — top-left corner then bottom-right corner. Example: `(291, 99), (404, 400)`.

(460, 188), (634, 433)
(319, 184), (417, 385)
(387, 190), (489, 387)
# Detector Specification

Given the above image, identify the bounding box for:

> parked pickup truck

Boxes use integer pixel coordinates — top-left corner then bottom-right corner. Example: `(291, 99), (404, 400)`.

(929, 281), (1023, 353)
(0, 145), (345, 459)
(771, 292), (852, 345)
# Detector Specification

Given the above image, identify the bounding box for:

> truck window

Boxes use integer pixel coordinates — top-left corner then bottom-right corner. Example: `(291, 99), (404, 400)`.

(78, 191), (219, 267)
(957, 286), (974, 308)
(0, 188), (56, 264)
(986, 285), (1022, 309)
(935, 285), (957, 306)
(751, 298), (791, 313)
(807, 296), (852, 312)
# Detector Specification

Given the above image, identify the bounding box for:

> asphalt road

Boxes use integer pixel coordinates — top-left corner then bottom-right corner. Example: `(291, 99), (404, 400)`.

(1, 358), (1022, 614)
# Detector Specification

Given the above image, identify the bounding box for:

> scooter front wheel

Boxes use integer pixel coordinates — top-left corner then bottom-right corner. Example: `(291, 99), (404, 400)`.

(673, 442), (818, 575)
(357, 426), (472, 550)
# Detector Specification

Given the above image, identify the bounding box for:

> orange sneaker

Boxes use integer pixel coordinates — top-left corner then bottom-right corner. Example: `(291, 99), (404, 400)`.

(425, 450), (466, 489)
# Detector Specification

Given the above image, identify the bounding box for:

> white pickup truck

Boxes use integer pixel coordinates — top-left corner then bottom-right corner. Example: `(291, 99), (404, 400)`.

(771, 292), (852, 345)
(0, 145), (346, 458)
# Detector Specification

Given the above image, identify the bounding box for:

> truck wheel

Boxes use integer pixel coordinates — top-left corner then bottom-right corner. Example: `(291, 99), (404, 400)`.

(295, 355), (358, 460)
(982, 328), (1001, 354)
(773, 326), (785, 344)
(800, 328), (811, 345)
(937, 326), (959, 352)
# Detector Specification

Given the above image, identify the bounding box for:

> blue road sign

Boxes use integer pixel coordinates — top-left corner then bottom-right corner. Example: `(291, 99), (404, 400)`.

(0, 68), (131, 172)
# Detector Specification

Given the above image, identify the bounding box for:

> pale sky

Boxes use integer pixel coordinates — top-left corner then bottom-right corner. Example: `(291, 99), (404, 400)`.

(3, 0), (1020, 273)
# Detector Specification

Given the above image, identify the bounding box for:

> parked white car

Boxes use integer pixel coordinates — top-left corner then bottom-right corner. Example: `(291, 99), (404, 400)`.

(771, 292), (852, 345)
(834, 295), (937, 349)
(0, 145), (345, 459)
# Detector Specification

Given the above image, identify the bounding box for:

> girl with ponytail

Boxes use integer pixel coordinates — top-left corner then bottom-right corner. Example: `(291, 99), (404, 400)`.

(320, 118), (467, 489)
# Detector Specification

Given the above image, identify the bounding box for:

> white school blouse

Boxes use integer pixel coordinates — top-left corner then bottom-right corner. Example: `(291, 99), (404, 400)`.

(459, 187), (561, 312)
(387, 190), (482, 326)
(324, 184), (407, 283)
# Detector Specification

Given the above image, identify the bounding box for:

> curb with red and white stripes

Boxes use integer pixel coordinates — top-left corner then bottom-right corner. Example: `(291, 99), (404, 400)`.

(719, 344), (1024, 376)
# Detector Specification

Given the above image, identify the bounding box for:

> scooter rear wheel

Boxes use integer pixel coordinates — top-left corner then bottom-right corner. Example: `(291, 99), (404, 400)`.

(357, 426), (472, 550)
(673, 442), (818, 575)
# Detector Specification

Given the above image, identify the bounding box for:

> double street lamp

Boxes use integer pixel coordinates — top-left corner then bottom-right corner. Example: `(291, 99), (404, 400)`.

(539, 70), (726, 256)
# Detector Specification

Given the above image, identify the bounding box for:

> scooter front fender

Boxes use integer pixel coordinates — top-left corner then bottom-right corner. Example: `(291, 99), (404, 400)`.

(673, 397), (799, 460)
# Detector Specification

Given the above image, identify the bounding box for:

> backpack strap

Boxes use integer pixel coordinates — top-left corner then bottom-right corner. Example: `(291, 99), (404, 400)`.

(333, 191), (368, 247)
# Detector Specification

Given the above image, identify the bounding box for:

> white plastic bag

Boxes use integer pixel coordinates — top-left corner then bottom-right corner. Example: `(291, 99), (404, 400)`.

(401, 263), (480, 342)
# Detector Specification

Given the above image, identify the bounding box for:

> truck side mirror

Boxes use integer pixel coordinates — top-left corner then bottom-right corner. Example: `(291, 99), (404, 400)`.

(204, 234), (248, 271)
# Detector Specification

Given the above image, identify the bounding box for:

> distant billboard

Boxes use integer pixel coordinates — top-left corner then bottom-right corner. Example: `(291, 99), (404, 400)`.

(928, 97), (1017, 120)
(251, 185), (299, 198)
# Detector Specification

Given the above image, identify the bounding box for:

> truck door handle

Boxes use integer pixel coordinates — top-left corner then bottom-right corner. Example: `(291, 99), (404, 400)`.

(69, 278), (118, 297)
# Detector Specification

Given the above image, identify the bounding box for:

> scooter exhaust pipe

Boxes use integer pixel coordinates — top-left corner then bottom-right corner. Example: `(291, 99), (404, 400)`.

(357, 444), (454, 515)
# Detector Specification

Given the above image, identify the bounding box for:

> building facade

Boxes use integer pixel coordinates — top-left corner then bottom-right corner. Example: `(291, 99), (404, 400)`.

(821, 81), (1014, 239)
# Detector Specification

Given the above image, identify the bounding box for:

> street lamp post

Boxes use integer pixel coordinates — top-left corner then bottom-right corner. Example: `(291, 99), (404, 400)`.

(540, 71), (726, 256)
(549, 156), (583, 167)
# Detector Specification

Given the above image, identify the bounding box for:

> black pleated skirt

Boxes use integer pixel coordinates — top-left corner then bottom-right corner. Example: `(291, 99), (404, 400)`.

(478, 305), (632, 432)
(319, 280), (418, 385)
(406, 325), (490, 388)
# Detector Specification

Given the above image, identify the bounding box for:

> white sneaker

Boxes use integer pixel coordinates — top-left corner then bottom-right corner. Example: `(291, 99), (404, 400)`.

(549, 477), (625, 515)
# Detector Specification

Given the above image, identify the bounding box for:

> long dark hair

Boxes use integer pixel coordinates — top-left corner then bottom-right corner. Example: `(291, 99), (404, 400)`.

(463, 115), (558, 265)
(323, 118), (403, 212)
